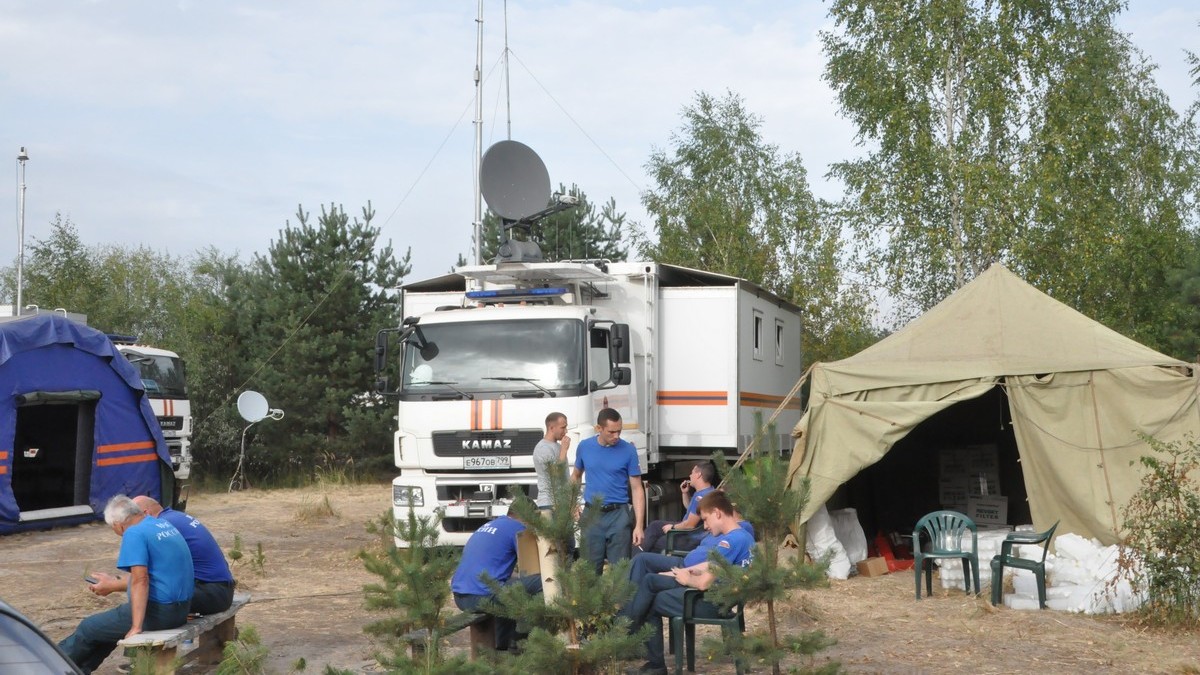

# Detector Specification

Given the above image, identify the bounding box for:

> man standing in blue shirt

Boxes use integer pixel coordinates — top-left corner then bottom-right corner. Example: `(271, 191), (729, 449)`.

(134, 495), (236, 615)
(451, 514), (542, 650)
(571, 408), (645, 573)
(59, 494), (193, 674)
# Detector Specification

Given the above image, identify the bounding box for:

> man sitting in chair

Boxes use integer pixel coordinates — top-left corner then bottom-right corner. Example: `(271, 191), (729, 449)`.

(620, 491), (753, 675)
(636, 461), (716, 554)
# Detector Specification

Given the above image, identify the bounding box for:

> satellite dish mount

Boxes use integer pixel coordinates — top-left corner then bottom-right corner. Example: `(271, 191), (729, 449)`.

(230, 391), (285, 491)
(480, 140), (579, 263)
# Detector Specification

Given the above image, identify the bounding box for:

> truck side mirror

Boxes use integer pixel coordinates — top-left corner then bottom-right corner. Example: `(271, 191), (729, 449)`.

(610, 323), (631, 364)
(374, 329), (400, 395)
(374, 330), (390, 375)
(611, 366), (631, 386)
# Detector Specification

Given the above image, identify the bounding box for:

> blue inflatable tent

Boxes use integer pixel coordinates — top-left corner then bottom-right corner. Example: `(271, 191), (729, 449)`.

(0, 313), (171, 534)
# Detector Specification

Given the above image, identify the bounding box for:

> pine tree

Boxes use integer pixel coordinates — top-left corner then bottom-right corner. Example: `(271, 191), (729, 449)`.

(233, 202), (410, 482)
(485, 463), (650, 674)
(358, 509), (490, 674)
(705, 420), (840, 675)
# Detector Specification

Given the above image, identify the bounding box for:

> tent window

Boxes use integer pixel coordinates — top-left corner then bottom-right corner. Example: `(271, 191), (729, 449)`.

(752, 311), (764, 361)
(775, 319), (785, 366)
(11, 398), (97, 514)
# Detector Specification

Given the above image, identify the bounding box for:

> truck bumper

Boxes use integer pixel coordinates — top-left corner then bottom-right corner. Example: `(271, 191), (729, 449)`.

(391, 473), (537, 547)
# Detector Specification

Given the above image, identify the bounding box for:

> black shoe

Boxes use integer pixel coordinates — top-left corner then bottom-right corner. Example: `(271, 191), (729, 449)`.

(625, 663), (667, 675)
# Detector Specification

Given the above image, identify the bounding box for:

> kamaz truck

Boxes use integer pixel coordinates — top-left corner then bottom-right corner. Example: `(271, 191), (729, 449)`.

(372, 141), (803, 545)
(111, 339), (193, 486)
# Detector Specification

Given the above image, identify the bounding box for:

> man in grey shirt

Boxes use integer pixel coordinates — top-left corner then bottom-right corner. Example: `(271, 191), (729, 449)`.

(533, 412), (570, 509)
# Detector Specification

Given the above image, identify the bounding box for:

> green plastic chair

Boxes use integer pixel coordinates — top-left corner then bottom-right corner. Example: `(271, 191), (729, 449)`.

(912, 510), (980, 599)
(668, 589), (745, 675)
(989, 520), (1060, 608)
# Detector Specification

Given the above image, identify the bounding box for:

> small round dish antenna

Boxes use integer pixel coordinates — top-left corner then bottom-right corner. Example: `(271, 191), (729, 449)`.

(480, 140), (552, 221)
(237, 391), (270, 423)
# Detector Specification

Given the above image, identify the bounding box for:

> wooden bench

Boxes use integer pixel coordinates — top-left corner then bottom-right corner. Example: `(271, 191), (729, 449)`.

(118, 593), (250, 673)
(399, 611), (494, 661)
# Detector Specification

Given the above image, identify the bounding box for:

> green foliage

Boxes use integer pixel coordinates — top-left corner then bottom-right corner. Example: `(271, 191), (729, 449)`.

(481, 468), (650, 674)
(636, 90), (873, 363)
(217, 624), (270, 674)
(824, 0), (1200, 344)
(705, 417), (838, 674)
(357, 509), (487, 673)
(232, 203), (409, 484)
(460, 184), (628, 267)
(1161, 233), (1200, 361)
(1117, 434), (1200, 627)
(228, 533), (245, 561)
(126, 647), (181, 674)
(250, 542), (267, 576)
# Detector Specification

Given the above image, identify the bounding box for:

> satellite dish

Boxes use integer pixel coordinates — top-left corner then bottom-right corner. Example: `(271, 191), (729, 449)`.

(237, 391), (270, 423)
(480, 140), (552, 221)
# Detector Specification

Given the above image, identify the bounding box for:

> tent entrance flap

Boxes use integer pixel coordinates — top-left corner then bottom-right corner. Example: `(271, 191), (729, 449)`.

(827, 387), (1029, 537)
(10, 393), (99, 518)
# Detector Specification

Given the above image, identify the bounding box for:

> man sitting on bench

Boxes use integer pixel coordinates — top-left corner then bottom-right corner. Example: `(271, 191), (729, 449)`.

(134, 495), (237, 615)
(60, 495), (193, 674)
(451, 513), (543, 651)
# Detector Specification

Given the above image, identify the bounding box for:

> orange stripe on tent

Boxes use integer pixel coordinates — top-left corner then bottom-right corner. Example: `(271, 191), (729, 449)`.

(96, 453), (159, 467)
(0, 450), (8, 460)
(0, 466), (7, 475)
(97, 440), (156, 454)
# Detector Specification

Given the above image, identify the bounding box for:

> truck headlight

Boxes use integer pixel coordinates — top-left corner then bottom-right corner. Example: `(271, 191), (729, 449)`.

(393, 485), (424, 508)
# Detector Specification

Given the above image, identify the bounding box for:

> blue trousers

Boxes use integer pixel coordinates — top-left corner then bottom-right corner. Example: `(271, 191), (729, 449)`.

(629, 552), (685, 584)
(581, 505), (632, 574)
(621, 570), (683, 628)
(59, 600), (190, 673)
(191, 579), (235, 615)
(453, 573), (543, 650)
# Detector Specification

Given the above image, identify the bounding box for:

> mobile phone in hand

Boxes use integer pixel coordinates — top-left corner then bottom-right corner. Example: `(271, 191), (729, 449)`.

(84, 576), (98, 584)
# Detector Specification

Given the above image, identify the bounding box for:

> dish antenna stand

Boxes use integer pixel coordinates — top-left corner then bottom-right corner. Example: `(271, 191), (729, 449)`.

(230, 390), (285, 492)
(480, 139), (578, 263)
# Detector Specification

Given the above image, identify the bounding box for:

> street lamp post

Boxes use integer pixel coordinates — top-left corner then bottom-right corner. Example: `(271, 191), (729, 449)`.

(16, 147), (28, 316)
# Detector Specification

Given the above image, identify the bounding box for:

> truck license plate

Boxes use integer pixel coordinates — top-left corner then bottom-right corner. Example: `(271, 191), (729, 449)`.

(464, 456), (510, 470)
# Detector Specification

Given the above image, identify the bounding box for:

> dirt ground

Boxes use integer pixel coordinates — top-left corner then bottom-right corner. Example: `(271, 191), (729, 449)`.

(4, 483), (1200, 674)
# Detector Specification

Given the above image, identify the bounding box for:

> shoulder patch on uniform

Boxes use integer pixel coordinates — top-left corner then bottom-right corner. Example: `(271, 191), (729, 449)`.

(717, 540), (731, 548)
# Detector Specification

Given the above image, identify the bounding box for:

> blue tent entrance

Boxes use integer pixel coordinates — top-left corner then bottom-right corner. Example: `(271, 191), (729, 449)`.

(0, 313), (171, 534)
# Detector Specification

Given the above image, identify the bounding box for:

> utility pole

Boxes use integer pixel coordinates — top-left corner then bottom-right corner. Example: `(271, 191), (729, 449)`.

(16, 147), (28, 315)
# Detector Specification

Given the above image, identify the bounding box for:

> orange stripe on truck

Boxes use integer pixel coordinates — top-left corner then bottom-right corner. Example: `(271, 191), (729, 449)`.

(739, 391), (803, 410)
(656, 391), (728, 406)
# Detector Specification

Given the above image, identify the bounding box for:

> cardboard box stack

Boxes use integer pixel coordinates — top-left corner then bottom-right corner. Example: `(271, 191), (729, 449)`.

(941, 445), (1008, 527)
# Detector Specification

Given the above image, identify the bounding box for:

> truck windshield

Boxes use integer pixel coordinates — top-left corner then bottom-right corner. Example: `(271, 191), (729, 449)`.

(124, 352), (188, 399)
(402, 319), (585, 396)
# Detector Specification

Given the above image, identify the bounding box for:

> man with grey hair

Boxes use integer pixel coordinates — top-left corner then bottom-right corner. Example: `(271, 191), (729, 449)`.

(58, 494), (194, 674)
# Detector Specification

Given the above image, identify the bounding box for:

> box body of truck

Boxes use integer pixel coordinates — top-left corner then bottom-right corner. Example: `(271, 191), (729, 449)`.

(377, 260), (801, 545)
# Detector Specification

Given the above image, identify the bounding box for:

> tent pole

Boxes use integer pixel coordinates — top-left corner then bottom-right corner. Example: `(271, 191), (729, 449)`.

(1088, 372), (1120, 540)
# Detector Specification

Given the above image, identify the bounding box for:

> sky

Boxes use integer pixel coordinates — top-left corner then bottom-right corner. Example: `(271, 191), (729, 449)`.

(1, 1), (1197, 284)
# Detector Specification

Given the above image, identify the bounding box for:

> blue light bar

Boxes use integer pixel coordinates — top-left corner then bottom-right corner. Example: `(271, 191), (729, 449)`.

(466, 287), (568, 300)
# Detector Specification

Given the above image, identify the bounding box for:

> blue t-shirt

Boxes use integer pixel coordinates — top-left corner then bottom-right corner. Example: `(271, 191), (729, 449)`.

(574, 435), (641, 505)
(684, 486), (715, 518)
(451, 516), (526, 596)
(683, 527), (755, 567)
(739, 520), (755, 538)
(117, 515), (194, 604)
(158, 508), (235, 583)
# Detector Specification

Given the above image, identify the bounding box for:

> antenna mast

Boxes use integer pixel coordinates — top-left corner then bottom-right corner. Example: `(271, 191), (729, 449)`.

(503, 0), (512, 140)
(472, 0), (485, 265)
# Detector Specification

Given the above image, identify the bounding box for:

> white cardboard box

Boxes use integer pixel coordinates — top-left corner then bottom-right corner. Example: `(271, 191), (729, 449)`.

(968, 496), (1009, 526)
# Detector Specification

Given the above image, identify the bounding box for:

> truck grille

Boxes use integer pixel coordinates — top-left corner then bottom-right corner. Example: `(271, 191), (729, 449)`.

(431, 429), (541, 457)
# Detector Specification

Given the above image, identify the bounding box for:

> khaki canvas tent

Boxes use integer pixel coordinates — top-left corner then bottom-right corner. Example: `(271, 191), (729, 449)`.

(786, 264), (1200, 545)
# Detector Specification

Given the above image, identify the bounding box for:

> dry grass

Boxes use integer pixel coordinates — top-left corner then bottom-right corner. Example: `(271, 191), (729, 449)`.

(9, 484), (1200, 674)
